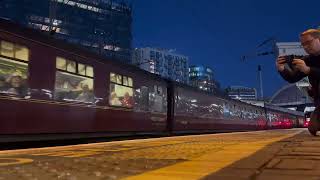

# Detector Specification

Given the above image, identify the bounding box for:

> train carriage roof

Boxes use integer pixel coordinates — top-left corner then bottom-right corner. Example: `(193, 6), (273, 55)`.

(0, 18), (167, 82)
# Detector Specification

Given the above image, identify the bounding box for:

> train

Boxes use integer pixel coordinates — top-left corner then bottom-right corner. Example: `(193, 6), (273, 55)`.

(0, 19), (305, 142)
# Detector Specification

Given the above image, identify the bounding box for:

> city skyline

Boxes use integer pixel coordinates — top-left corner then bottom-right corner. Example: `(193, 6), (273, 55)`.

(132, 0), (320, 97)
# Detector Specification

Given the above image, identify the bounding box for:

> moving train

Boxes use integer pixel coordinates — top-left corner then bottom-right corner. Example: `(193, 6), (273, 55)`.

(0, 19), (305, 142)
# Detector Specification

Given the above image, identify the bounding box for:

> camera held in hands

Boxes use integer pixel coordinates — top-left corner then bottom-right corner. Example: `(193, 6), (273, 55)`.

(283, 55), (305, 69)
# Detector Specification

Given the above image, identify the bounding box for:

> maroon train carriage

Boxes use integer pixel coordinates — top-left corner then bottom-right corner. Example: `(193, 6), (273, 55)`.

(265, 104), (305, 129)
(172, 84), (268, 133)
(0, 19), (168, 142)
(0, 19), (305, 142)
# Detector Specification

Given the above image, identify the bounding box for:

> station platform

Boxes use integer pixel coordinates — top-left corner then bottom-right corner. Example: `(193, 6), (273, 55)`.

(0, 129), (318, 180)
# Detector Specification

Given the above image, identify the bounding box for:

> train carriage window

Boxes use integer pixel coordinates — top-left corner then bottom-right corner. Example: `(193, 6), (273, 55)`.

(0, 40), (29, 97)
(109, 72), (133, 108)
(1, 41), (14, 58)
(56, 57), (66, 70)
(66, 60), (76, 73)
(110, 73), (117, 83)
(78, 63), (86, 75)
(123, 76), (128, 86)
(133, 86), (149, 112)
(128, 77), (133, 87)
(116, 74), (122, 84)
(0, 41), (29, 62)
(149, 85), (166, 113)
(86, 66), (94, 77)
(15, 45), (29, 61)
(54, 57), (94, 104)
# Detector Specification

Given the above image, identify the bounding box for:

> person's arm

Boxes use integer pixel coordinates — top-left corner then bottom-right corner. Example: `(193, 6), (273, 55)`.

(279, 65), (307, 83)
(276, 57), (306, 83)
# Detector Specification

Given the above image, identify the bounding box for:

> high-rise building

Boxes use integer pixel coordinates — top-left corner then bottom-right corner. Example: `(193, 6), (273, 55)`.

(133, 47), (189, 84)
(0, 0), (132, 63)
(189, 65), (216, 93)
(226, 86), (257, 101)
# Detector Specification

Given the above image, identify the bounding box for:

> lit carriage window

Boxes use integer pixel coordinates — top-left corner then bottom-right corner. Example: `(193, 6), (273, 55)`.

(15, 44), (29, 61)
(54, 72), (94, 103)
(109, 73), (134, 108)
(1, 41), (14, 58)
(0, 40), (29, 98)
(0, 41), (29, 62)
(128, 77), (133, 87)
(86, 66), (93, 77)
(116, 74), (122, 84)
(54, 57), (95, 104)
(66, 60), (76, 73)
(123, 76), (128, 86)
(109, 83), (133, 108)
(110, 73), (117, 83)
(56, 57), (66, 70)
(78, 63), (86, 75)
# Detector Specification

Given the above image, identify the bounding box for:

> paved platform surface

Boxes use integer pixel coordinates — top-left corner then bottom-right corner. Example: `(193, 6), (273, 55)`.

(0, 129), (318, 180)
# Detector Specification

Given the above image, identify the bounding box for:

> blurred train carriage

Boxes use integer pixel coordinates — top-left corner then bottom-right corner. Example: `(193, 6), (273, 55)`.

(173, 84), (268, 133)
(0, 19), (305, 142)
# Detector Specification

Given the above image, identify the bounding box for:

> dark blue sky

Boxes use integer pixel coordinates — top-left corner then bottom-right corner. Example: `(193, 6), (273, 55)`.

(131, 0), (320, 97)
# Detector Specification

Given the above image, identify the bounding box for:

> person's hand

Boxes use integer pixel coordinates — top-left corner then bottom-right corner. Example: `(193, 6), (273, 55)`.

(292, 59), (310, 74)
(276, 56), (286, 72)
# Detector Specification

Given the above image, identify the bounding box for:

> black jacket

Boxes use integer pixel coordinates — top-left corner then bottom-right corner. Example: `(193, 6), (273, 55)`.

(279, 55), (320, 106)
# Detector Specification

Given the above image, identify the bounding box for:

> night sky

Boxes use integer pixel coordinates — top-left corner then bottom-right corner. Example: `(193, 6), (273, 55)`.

(131, 0), (320, 97)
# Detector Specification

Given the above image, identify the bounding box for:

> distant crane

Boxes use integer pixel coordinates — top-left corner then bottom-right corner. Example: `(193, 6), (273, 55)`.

(241, 37), (277, 100)
(241, 37), (277, 62)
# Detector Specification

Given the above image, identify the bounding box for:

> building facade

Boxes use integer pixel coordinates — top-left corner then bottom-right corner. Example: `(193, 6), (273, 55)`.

(133, 47), (189, 84)
(226, 86), (257, 101)
(0, 0), (132, 63)
(276, 42), (307, 56)
(189, 65), (216, 93)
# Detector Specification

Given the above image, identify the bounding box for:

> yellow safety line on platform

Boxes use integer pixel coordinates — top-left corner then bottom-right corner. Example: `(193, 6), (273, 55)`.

(122, 130), (303, 180)
(0, 158), (33, 167)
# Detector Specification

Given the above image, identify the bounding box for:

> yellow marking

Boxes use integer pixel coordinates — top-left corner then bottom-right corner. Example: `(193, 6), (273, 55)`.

(83, 147), (137, 152)
(122, 130), (303, 180)
(31, 151), (76, 156)
(31, 150), (99, 158)
(66, 152), (101, 158)
(0, 158), (33, 167)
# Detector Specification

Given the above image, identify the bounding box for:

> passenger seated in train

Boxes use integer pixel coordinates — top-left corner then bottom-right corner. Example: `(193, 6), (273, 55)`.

(110, 92), (122, 106)
(75, 83), (94, 103)
(0, 77), (7, 92)
(121, 92), (133, 108)
(4, 72), (28, 97)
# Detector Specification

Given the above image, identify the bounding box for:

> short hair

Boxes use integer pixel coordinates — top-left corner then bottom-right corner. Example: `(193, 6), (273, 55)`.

(301, 29), (320, 38)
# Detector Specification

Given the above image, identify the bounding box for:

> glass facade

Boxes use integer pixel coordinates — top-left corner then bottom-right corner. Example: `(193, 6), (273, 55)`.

(0, 0), (132, 63)
(133, 48), (189, 84)
(189, 65), (216, 93)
